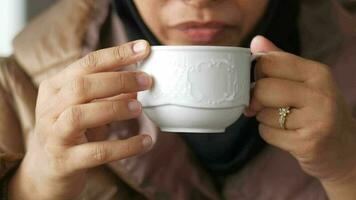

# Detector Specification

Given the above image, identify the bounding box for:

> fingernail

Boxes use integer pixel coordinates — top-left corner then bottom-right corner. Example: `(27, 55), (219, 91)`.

(142, 135), (153, 149)
(128, 100), (141, 112)
(136, 73), (151, 88)
(133, 41), (147, 53)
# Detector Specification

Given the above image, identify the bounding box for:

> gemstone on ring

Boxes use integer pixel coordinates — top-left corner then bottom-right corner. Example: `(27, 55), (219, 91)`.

(278, 107), (291, 129)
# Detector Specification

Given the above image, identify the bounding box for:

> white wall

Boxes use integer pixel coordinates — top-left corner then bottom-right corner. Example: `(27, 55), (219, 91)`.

(0, 0), (26, 56)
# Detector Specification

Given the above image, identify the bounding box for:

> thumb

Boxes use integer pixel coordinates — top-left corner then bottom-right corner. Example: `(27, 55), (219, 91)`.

(250, 35), (282, 53)
(244, 36), (282, 118)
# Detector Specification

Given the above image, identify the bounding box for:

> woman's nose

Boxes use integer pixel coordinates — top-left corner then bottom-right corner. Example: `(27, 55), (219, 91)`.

(182, 0), (218, 7)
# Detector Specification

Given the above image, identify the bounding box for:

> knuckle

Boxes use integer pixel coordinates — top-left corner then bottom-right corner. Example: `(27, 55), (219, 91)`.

(81, 52), (99, 70)
(93, 145), (110, 163)
(69, 77), (89, 100)
(65, 106), (83, 131)
(120, 141), (137, 156)
(110, 101), (122, 115)
(116, 73), (127, 92)
(113, 46), (130, 63)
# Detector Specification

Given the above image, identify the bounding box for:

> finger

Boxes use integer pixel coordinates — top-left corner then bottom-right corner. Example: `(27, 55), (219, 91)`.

(250, 78), (314, 111)
(60, 71), (151, 103)
(259, 124), (300, 153)
(68, 134), (153, 170)
(256, 107), (304, 130)
(47, 72), (151, 117)
(53, 100), (142, 143)
(254, 52), (321, 82)
(50, 40), (150, 88)
(251, 36), (320, 82)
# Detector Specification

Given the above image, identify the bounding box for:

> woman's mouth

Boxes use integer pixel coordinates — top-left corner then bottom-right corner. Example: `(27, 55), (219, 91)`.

(172, 21), (232, 44)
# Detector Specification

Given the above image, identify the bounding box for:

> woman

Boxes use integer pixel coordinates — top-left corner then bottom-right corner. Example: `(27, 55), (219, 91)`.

(1, 0), (356, 199)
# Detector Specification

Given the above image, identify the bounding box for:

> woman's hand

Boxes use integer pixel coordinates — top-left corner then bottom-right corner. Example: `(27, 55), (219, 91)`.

(245, 36), (356, 199)
(8, 40), (154, 200)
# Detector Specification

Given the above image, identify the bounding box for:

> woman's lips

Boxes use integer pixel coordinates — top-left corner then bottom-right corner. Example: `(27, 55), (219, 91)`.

(180, 27), (223, 43)
(172, 21), (231, 43)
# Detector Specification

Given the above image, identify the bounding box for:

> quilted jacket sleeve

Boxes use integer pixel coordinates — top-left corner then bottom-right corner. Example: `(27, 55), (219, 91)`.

(0, 56), (37, 198)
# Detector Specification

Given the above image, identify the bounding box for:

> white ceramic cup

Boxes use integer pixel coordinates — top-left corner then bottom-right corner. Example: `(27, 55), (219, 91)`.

(137, 46), (254, 133)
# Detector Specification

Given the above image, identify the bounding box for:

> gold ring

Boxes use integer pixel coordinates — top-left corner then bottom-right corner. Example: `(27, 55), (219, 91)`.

(278, 107), (291, 129)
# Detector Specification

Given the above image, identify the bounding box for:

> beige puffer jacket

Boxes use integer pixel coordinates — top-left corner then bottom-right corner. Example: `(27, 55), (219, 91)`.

(1, 0), (356, 199)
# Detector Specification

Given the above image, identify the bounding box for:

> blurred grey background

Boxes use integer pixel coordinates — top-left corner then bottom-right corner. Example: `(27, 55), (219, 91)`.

(0, 0), (56, 56)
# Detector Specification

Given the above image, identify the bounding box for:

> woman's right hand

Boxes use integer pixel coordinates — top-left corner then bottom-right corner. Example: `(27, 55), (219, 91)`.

(8, 40), (153, 200)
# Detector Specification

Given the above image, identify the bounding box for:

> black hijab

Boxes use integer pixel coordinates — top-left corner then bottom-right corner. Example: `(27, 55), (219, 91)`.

(114, 0), (300, 175)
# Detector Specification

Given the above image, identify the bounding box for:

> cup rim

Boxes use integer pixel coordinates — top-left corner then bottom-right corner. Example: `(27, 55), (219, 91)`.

(151, 45), (250, 53)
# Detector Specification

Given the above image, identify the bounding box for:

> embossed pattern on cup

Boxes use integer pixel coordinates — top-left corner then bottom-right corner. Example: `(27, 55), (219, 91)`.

(138, 46), (251, 109)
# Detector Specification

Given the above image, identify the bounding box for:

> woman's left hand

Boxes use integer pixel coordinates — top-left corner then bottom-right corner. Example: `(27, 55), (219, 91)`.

(245, 36), (356, 198)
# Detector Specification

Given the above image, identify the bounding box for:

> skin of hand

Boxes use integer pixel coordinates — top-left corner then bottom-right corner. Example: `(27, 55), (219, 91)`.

(246, 36), (356, 200)
(8, 40), (154, 200)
